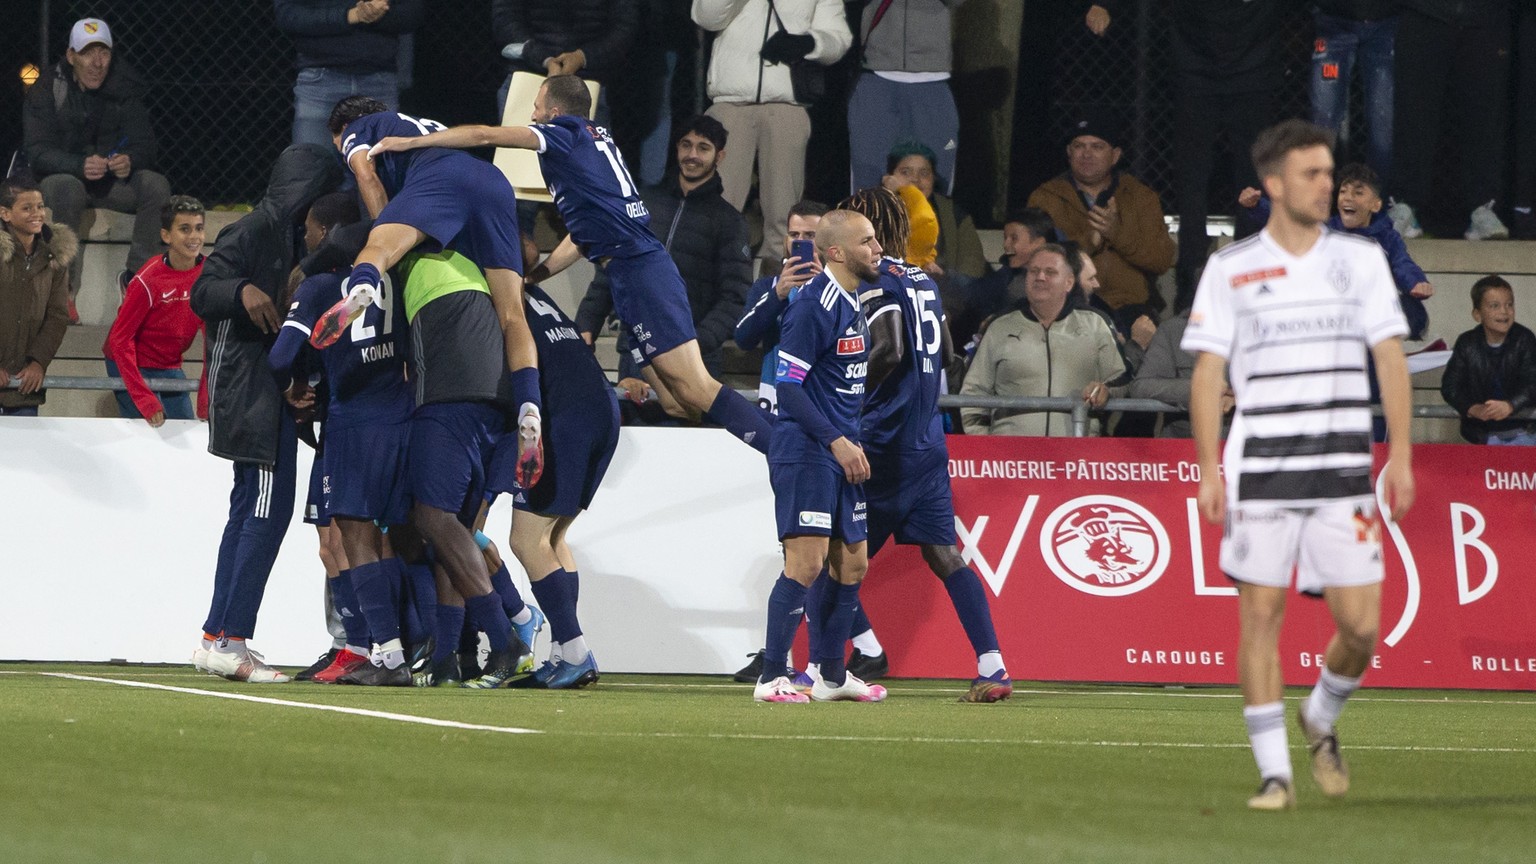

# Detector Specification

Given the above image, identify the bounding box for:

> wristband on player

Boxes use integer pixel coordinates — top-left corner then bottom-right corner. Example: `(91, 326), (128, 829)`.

(472, 530), (492, 552)
(509, 367), (541, 416)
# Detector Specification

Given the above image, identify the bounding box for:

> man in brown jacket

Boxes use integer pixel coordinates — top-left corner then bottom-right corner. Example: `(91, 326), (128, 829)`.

(1027, 113), (1175, 310)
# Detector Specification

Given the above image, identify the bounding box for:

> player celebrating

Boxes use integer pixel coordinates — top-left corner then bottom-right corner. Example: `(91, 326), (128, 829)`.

(754, 210), (886, 704)
(1182, 120), (1415, 810)
(366, 75), (774, 456)
(840, 187), (1012, 703)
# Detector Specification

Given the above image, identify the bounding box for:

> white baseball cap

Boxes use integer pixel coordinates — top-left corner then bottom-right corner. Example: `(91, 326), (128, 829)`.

(69, 18), (114, 53)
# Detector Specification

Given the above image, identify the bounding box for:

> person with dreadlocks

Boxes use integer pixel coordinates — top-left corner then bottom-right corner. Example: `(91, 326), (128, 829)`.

(835, 186), (1014, 703)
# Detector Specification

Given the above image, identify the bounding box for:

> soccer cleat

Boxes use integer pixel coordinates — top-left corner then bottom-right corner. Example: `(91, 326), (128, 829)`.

(546, 653), (600, 690)
(1465, 200), (1509, 241)
(405, 637), (435, 675)
(338, 660), (413, 687)
(1297, 705), (1350, 797)
(733, 650), (766, 683)
(790, 668), (819, 692)
(754, 675), (810, 703)
(515, 406), (545, 489)
(462, 648), (531, 689)
(420, 653), (462, 688)
(846, 649), (889, 682)
(1387, 200), (1423, 239)
(1247, 776), (1296, 811)
(459, 650), (484, 682)
(960, 670), (1013, 703)
(312, 648), (369, 684)
(310, 284), (376, 349)
(811, 673), (887, 703)
(191, 646), (213, 674)
(511, 606), (545, 673)
(205, 648), (291, 684)
(294, 647), (341, 682)
(532, 661), (560, 686)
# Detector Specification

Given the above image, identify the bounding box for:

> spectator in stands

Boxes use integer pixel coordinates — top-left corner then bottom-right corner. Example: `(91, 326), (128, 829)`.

(1310, 1), (1399, 185)
(1440, 275), (1536, 445)
(1388, 0), (1512, 242)
(103, 196), (207, 426)
(492, 0), (640, 121)
(1167, 0), (1283, 312)
(0, 179), (74, 416)
(576, 114), (751, 389)
(22, 18), (171, 311)
(693, 0), (851, 269)
(954, 208), (1053, 353)
(848, 0), (959, 195)
(275, 0), (425, 152)
(1127, 310), (1235, 438)
(610, 0), (698, 188)
(1027, 111), (1174, 312)
(883, 140), (987, 313)
(959, 244), (1125, 437)
(1063, 241), (1152, 378)
(735, 198), (828, 413)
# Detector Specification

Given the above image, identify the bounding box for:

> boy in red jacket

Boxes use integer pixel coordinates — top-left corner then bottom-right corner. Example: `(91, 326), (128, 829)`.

(103, 195), (206, 425)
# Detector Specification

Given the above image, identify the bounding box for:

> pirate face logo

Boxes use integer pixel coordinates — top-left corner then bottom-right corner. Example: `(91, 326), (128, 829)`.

(1040, 496), (1170, 597)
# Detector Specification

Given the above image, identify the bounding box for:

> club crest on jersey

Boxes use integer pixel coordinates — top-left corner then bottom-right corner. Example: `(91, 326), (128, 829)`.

(1328, 259), (1353, 295)
(837, 335), (865, 356)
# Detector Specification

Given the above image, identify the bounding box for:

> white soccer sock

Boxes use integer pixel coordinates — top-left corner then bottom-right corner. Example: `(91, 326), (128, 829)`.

(213, 638), (246, 655)
(561, 636), (590, 664)
(344, 643), (369, 658)
(1243, 702), (1292, 782)
(377, 638), (405, 670)
(1305, 667), (1362, 733)
(977, 651), (1006, 678)
(807, 662), (821, 679)
(548, 642), (563, 664)
(851, 629), (883, 657)
(511, 607), (533, 626)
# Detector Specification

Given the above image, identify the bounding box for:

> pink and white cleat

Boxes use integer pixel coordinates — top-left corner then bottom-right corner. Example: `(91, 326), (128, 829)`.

(753, 675), (810, 703)
(810, 673), (887, 702)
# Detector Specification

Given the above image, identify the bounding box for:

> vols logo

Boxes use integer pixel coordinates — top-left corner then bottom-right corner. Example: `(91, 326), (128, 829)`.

(837, 335), (865, 355)
(1039, 496), (1170, 597)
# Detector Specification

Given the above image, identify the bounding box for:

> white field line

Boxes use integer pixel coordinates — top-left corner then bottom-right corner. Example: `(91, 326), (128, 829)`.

(34, 673), (1534, 754)
(40, 673), (541, 735)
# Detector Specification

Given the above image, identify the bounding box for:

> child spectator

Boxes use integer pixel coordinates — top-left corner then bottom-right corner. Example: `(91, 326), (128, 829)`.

(1240, 162), (1431, 339)
(1440, 275), (1536, 445)
(103, 195), (207, 425)
(0, 178), (75, 416)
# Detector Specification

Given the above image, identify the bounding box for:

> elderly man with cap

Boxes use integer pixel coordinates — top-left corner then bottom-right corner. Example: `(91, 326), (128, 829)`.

(22, 17), (171, 307)
(1026, 112), (1174, 311)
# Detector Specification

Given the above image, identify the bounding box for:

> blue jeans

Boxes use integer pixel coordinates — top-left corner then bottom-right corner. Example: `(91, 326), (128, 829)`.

(1487, 429), (1536, 446)
(103, 360), (194, 420)
(292, 67), (400, 151)
(1310, 11), (1397, 183)
(0, 405), (38, 416)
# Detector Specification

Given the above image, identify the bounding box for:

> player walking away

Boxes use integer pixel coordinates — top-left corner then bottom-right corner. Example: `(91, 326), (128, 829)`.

(480, 282), (622, 690)
(754, 210), (886, 704)
(366, 75), (775, 457)
(1182, 120), (1415, 810)
(840, 187), (1012, 703)
(315, 96), (545, 489)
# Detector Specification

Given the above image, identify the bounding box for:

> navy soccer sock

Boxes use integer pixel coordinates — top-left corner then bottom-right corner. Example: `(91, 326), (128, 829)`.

(432, 604), (465, 662)
(403, 561), (437, 643)
(819, 580), (864, 686)
(943, 566), (1001, 657)
(330, 569), (371, 650)
(349, 560), (402, 644)
(706, 386), (773, 455)
(489, 559), (529, 619)
(464, 592), (512, 652)
(850, 603), (872, 645)
(759, 574), (808, 685)
(805, 568), (831, 665)
(530, 569), (581, 644)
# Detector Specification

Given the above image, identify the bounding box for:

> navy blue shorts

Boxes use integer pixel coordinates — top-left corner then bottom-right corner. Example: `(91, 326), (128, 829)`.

(604, 248), (698, 367)
(770, 460), (867, 543)
(864, 445), (956, 556)
(377, 158), (524, 273)
(323, 420), (412, 525)
(486, 391), (621, 517)
(409, 402), (504, 526)
(304, 446), (330, 526)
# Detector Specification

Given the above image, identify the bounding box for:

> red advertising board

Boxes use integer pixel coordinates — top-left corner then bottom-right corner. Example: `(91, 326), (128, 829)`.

(856, 437), (1536, 690)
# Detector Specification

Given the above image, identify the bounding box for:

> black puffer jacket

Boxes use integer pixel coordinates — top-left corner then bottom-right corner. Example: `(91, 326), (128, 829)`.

(192, 145), (341, 464)
(491, 0), (641, 83)
(274, 0), (425, 74)
(577, 173), (752, 372)
(22, 58), (157, 178)
(1440, 322), (1536, 443)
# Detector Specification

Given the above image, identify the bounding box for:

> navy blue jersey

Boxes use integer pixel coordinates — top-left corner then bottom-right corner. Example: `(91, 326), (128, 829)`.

(770, 272), (869, 466)
(529, 115), (664, 261)
(523, 283), (613, 414)
(340, 111), (456, 198)
(283, 270), (412, 428)
(860, 257), (946, 452)
(736, 275), (790, 413)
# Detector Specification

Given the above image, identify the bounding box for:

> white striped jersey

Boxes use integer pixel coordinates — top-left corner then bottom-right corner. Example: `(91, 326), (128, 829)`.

(1181, 228), (1407, 505)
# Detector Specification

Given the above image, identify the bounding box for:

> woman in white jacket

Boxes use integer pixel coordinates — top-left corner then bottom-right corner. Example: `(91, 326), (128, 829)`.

(692, 0), (850, 269)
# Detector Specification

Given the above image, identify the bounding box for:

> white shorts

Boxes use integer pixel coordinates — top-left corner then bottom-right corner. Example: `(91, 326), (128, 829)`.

(1220, 498), (1385, 593)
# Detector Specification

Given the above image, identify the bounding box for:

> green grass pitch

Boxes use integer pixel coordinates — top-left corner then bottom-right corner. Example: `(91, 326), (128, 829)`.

(2, 664), (1531, 864)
